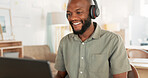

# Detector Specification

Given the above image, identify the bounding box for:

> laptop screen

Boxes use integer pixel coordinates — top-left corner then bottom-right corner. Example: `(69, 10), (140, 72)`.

(0, 57), (52, 78)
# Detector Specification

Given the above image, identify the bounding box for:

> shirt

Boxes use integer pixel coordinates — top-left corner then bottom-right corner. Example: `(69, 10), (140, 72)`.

(55, 22), (131, 78)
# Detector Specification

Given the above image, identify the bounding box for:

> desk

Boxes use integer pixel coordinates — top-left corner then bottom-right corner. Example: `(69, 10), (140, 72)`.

(126, 46), (148, 51)
(0, 41), (23, 58)
(129, 58), (148, 78)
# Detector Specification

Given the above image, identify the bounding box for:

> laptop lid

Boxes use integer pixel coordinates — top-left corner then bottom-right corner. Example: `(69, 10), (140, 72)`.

(0, 57), (52, 78)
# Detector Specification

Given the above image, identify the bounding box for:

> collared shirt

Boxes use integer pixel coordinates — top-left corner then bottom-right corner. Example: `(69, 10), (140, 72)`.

(55, 22), (131, 78)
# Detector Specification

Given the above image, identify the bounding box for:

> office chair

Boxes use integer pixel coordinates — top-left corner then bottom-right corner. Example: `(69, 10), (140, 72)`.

(127, 49), (148, 58)
(128, 64), (140, 78)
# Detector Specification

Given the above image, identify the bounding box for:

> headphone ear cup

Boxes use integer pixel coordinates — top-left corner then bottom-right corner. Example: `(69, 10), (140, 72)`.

(95, 8), (100, 17)
(89, 5), (96, 19)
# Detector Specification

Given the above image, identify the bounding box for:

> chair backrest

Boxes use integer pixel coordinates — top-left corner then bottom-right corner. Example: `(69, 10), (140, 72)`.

(24, 45), (56, 62)
(128, 64), (140, 78)
(127, 49), (148, 58)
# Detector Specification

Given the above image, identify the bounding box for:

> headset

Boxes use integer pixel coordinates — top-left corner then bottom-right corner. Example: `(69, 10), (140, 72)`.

(90, 0), (100, 19)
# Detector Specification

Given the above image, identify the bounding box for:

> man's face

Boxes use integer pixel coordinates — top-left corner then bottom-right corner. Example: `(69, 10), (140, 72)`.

(67, 0), (91, 35)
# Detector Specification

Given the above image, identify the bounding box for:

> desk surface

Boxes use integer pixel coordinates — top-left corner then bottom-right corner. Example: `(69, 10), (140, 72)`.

(129, 58), (148, 69)
(0, 40), (21, 43)
(126, 46), (148, 51)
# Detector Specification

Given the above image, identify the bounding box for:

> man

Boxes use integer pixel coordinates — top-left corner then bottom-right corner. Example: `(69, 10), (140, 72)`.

(54, 0), (131, 78)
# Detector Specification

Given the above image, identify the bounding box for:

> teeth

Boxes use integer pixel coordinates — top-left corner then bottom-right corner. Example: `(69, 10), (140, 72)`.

(73, 22), (80, 25)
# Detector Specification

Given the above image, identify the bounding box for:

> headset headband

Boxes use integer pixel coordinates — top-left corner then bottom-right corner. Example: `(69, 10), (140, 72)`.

(93, 0), (98, 8)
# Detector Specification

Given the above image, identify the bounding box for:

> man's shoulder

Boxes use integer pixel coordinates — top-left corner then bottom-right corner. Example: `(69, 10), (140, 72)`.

(100, 29), (121, 40)
(61, 33), (74, 41)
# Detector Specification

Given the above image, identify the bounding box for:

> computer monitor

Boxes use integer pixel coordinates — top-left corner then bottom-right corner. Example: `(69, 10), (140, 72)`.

(0, 57), (53, 78)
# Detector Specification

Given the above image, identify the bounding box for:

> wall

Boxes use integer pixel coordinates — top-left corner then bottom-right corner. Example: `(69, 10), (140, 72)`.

(100, 0), (133, 29)
(10, 0), (47, 45)
(0, 0), (66, 46)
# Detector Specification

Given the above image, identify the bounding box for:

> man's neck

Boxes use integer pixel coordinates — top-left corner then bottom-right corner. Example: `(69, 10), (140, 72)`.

(78, 22), (95, 42)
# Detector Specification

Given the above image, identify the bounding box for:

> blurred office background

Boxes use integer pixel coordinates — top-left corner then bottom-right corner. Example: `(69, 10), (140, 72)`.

(0, 0), (148, 53)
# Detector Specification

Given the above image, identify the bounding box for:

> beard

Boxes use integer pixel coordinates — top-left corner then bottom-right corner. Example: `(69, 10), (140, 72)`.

(70, 16), (91, 35)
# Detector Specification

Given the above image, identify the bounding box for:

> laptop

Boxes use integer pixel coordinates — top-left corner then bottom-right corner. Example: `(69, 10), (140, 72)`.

(0, 57), (53, 78)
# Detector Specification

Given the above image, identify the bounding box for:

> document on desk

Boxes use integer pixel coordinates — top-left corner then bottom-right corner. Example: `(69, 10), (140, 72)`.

(132, 63), (148, 68)
(129, 58), (148, 64)
(129, 58), (148, 68)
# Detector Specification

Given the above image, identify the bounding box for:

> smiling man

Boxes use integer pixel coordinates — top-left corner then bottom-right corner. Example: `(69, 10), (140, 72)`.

(54, 0), (131, 78)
